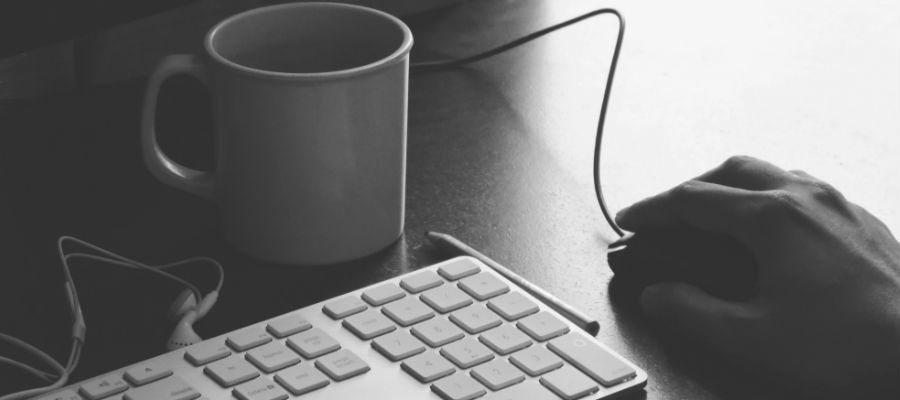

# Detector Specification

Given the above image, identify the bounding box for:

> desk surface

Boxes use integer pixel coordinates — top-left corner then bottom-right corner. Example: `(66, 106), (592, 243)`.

(1, 0), (898, 399)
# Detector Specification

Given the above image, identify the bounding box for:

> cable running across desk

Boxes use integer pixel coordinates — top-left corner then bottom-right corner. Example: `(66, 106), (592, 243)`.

(412, 8), (628, 237)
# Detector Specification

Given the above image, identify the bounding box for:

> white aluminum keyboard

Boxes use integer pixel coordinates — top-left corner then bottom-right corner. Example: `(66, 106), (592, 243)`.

(38, 256), (647, 400)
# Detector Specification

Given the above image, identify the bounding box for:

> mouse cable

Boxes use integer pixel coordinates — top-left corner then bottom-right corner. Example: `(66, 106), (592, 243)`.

(410, 8), (627, 237)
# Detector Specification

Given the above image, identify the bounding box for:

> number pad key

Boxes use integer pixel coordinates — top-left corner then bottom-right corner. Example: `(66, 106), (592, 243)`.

(79, 375), (128, 399)
(274, 363), (329, 396)
(411, 318), (466, 347)
(361, 283), (406, 306)
(509, 346), (564, 376)
(287, 327), (340, 358)
(449, 304), (502, 334)
(421, 285), (473, 313)
(372, 331), (427, 361)
(439, 338), (494, 368)
(517, 311), (569, 341)
(431, 373), (486, 400)
(245, 342), (301, 373)
(540, 365), (598, 400)
(315, 349), (370, 381)
(402, 352), (456, 383)
(485, 380), (559, 400)
(458, 272), (509, 300)
(204, 356), (260, 387)
(437, 259), (481, 281)
(342, 309), (397, 339)
(470, 359), (525, 391)
(479, 325), (532, 355)
(382, 297), (435, 326)
(548, 331), (636, 386)
(233, 377), (289, 400)
(487, 291), (539, 321)
(400, 270), (444, 293)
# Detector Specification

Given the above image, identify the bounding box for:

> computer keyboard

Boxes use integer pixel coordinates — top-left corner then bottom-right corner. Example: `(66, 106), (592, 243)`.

(38, 256), (647, 400)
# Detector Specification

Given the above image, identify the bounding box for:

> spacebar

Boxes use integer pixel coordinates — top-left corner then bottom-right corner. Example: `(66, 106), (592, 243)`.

(124, 376), (201, 400)
(548, 331), (636, 387)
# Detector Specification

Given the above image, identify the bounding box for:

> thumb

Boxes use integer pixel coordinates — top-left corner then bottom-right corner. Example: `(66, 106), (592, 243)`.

(641, 282), (756, 356)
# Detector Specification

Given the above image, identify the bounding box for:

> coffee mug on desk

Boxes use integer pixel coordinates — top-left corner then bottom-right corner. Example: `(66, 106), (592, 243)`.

(141, 2), (413, 264)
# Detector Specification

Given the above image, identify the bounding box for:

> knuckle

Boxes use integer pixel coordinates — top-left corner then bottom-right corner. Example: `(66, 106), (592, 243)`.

(722, 155), (757, 173)
(755, 190), (803, 221)
(669, 180), (702, 200)
(807, 180), (844, 203)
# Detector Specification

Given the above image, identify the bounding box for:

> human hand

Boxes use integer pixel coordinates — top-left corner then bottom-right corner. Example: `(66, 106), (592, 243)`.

(616, 156), (900, 398)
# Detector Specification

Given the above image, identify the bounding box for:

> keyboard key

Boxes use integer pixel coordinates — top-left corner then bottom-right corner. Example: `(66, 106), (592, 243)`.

(204, 356), (260, 387)
(382, 297), (435, 326)
(402, 351), (456, 383)
(274, 363), (329, 396)
(548, 332), (637, 386)
(400, 270), (444, 293)
(437, 258), (481, 281)
(487, 291), (539, 321)
(36, 389), (81, 400)
(124, 361), (172, 386)
(411, 318), (466, 347)
(322, 296), (367, 319)
(439, 337), (494, 368)
(342, 309), (397, 339)
(124, 376), (200, 400)
(372, 331), (427, 361)
(479, 325), (532, 355)
(287, 327), (340, 358)
(79, 374), (128, 400)
(470, 359), (526, 391)
(517, 311), (569, 341)
(431, 373), (486, 400)
(361, 283), (406, 306)
(185, 341), (231, 366)
(540, 365), (598, 400)
(266, 315), (312, 338)
(245, 342), (302, 373)
(449, 304), (502, 334)
(485, 380), (559, 400)
(315, 349), (371, 381)
(421, 285), (474, 313)
(227, 327), (272, 352)
(233, 377), (289, 400)
(458, 272), (509, 300)
(509, 346), (564, 376)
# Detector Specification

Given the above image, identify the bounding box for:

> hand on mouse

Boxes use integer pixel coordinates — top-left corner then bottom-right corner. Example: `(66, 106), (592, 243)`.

(615, 155), (900, 398)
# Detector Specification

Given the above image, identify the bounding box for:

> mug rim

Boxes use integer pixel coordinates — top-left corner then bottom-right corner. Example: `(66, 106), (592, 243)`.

(205, 2), (413, 80)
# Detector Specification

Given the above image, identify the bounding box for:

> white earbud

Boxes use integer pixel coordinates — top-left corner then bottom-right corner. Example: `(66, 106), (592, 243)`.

(165, 290), (218, 351)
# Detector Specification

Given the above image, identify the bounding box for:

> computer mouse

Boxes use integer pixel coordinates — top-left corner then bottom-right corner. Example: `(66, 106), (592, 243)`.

(607, 225), (758, 301)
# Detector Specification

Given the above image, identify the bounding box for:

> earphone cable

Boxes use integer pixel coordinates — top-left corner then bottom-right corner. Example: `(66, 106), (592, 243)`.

(411, 8), (626, 237)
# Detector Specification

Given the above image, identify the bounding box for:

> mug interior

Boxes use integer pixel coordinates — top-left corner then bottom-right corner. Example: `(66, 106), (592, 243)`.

(208, 3), (410, 75)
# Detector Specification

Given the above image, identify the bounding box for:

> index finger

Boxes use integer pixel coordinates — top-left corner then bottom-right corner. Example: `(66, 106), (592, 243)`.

(696, 155), (795, 191)
(616, 179), (764, 242)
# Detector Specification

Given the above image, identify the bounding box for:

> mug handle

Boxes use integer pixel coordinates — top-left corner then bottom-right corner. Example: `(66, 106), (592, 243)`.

(141, 54), (215, 199)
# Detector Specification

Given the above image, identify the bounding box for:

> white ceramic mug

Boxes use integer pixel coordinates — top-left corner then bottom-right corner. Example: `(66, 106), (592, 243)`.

(141, 2), (412, 264)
